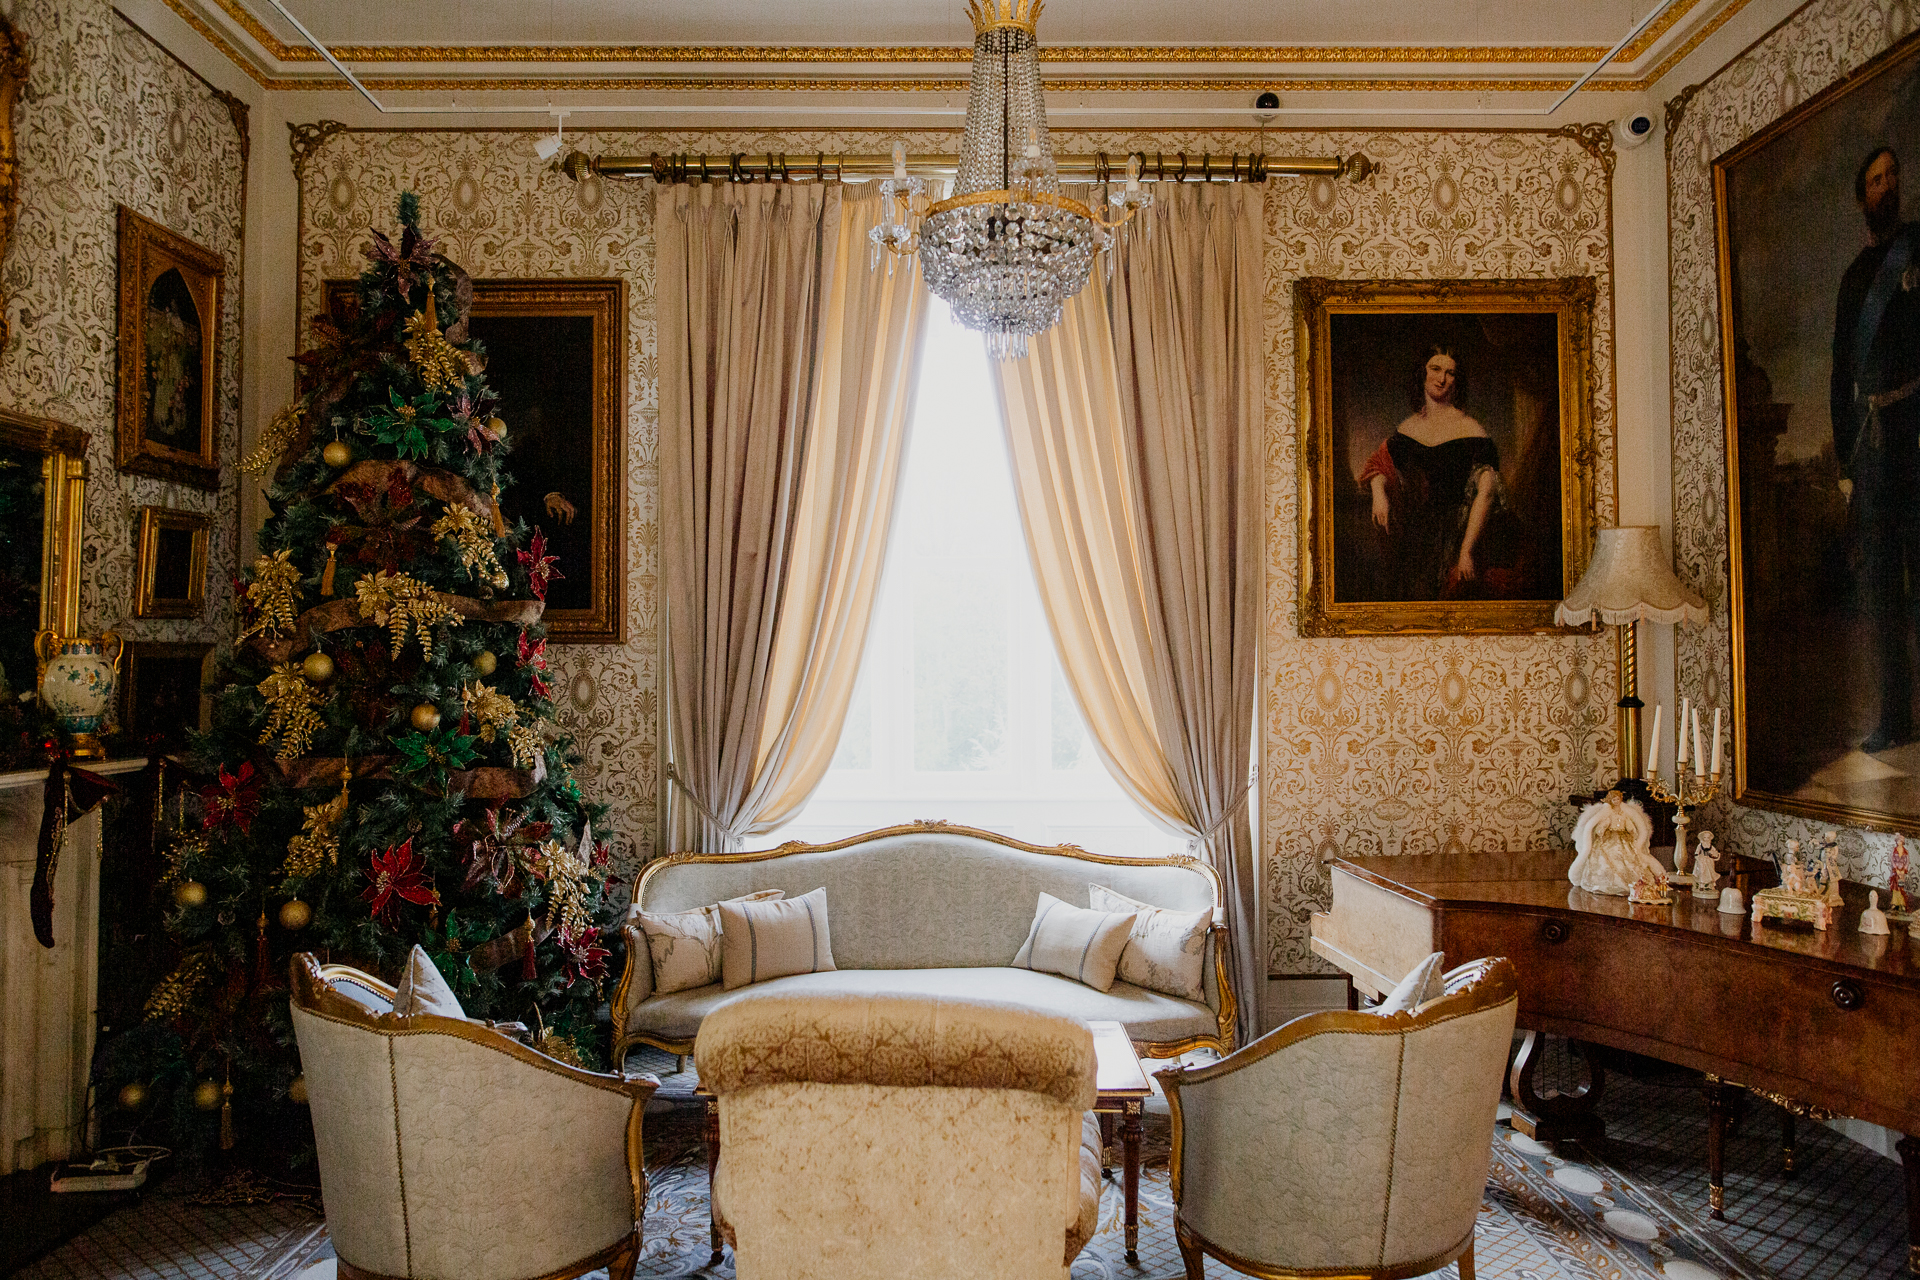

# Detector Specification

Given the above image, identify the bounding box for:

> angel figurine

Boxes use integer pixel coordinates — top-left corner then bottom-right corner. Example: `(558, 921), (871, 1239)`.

(1569, 790), (1665, 896)
(1821, 832), (1846, 907)
(1691, 831), (1721, 899)
(1891, 834), (1911, 915)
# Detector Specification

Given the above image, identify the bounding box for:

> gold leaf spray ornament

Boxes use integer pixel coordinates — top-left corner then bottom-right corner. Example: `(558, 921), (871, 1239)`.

(431, 503), (507, 588)
(256, 662), (327, 761)
(239, 550), (302, 641)
(353, 570), (460, 660)
(403, 285), (467, 396)
(240, 402), (305, 475)
(283, 767), (351, 877)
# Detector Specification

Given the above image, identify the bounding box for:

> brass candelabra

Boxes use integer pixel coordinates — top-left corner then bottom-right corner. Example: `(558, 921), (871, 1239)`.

(1646, 767), (1721, 879)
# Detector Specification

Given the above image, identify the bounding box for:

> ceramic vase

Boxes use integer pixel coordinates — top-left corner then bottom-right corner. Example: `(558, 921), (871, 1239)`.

(35, 631), (122, 759)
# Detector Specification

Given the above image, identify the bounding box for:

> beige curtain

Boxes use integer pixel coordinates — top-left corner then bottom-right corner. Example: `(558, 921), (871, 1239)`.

(659, 182), (928, 852)
(994, 184), (1263, 1040)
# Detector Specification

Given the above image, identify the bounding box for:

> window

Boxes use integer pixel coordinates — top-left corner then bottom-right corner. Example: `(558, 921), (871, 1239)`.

(766, 299), (1181, 857)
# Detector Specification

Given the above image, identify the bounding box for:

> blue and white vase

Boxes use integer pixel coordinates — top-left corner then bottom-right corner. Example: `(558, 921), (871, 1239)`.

(35, 631), (122, 759)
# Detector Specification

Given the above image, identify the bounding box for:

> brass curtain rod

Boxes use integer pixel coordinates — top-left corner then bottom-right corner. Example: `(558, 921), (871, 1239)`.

(559, 149), (1375, 185)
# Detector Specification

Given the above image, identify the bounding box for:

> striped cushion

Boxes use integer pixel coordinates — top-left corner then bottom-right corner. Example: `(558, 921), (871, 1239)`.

(1011, 893), (1134, 992)
(719, 888), (837, 990)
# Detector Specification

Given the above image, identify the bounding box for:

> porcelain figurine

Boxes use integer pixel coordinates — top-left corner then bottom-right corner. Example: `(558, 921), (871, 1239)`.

(1691, 832), (1721, 898)
(1860, 891), (1892, 935)
(1822, 838), (1846, 908)
(1782, 841), (1812, 895)
(1718, 886), (1746, 915)
(1569, 791), (1664, 897)
(1892, 835), (1911, 915)
(1628, 874), (1674, 905)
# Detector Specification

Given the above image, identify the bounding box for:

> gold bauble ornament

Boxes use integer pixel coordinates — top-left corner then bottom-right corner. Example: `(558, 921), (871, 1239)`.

(278, 899), (313, 931)
(287, 1075), (309, 1105)
(117, 1081), (149, 1111)
(192, 1080), (222, 1111)
(301, 652), (335, 684)
(322, 440), (352, 468)
(410, 703), (442, 732)
(173, 880), (208, 908)
(472, 650), (497, 676)
(487, 416), (507, 441)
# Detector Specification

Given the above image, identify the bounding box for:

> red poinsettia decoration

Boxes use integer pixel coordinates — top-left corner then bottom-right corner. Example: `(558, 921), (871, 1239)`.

(517, 630), (552, 701)
(202, 763), (262, 835)
(362, 837), (440, 926)
(559, 924), (609, 987)
(517, 527), (562, 600)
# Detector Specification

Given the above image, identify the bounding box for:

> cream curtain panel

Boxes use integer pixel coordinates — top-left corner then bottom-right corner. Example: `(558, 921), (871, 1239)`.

(994, 184), (1264, 1040)
(659, 183), (929, 853)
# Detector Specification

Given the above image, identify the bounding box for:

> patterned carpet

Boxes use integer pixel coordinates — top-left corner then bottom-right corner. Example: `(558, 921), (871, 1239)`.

(7, 1045), (1909, 1280)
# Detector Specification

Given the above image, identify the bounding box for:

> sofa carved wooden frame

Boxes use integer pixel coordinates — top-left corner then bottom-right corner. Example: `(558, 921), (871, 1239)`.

(292, 955), (657, 1280)
(613, 819), (1238, 1066)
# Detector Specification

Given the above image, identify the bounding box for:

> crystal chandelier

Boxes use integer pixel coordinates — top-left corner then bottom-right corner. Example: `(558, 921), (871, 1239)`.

(870, 0), (1150, 360)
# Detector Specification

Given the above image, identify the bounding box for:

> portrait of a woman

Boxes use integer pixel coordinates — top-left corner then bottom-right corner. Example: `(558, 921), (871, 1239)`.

(1357, 346), (1522, 601)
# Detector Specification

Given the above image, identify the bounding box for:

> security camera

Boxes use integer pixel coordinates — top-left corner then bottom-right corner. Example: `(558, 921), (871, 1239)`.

(534, 133), (564, 161)
(1615, 111), (1656, 149)
(1254, 91), (1280, 112)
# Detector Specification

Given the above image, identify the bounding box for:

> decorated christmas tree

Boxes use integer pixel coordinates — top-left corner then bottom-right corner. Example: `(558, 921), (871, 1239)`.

(96, 193), (618, 1164)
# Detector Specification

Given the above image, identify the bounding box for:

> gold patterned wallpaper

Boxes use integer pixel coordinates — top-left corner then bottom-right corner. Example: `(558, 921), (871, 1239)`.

(296, 124), (1619, 966)
(0, 1), (244, 669)
(1668, 0), (1918, 886)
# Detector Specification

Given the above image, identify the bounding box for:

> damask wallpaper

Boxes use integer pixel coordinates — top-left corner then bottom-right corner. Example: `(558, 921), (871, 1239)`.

(295, 125), (1619, 965)
(0, 3), (243, 665)
(1668, 0), (1919, 886)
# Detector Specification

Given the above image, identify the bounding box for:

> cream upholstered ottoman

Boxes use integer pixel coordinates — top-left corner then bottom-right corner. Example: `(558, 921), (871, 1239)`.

(695, 989), (1103, 1280)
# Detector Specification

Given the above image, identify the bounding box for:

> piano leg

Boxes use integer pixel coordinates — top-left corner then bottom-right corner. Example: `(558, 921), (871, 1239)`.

(1705, 1078), (1728, 1221)
(1899, 1134), (1920, 1275)
(1507, 1030), (1606, 1143)
(1780, 1110), (1796, 1177)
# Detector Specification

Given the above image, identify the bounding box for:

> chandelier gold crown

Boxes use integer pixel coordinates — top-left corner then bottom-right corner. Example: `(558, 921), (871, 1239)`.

(966, 0), (1042, 36)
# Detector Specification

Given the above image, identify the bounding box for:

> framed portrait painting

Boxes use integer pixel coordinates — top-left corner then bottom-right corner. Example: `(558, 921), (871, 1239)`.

(133, 505), (210, 620)
(1296, 276), (1598, 636)
(117, 641), (212, 749)
(116, 207), (224, 490)
(1717, 30), (1920, 833)
(323, 277), (627, 643)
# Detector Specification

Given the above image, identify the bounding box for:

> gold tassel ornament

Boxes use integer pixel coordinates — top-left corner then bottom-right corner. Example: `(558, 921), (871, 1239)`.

(219, 1059), (235, 1151)
(320, 543), (338, 597)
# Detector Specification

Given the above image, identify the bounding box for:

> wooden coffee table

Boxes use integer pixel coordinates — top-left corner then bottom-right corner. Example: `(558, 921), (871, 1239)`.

(1089, 1019), (1152, 1264)
(695, 1019), (1156, 1266)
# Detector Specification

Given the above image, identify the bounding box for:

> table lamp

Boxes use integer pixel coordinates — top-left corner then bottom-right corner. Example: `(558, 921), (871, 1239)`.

(1554, 526), (1707, 804)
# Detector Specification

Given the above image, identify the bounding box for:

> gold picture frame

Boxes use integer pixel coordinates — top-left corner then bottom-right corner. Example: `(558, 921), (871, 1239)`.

(1714, 29), (1920, 834)
(1296, 276), (1598, 636)
(117, 640), (212, 747)
(133, 506), (211, 619)
(116, 206), (225, 490)
(322, 277), (627, 643)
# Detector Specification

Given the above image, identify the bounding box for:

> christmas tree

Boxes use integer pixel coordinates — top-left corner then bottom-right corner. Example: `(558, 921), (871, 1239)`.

(96, 193), (618, 1165)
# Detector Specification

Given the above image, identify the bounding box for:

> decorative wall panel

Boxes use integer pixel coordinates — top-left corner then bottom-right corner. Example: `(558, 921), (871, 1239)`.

(1668, 0), (1919, 886)
(297, 127), (1618, 952)
(0, 2), (242, 675)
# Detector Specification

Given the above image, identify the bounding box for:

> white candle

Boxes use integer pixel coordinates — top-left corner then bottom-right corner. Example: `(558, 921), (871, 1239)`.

(1711, 708), (1723, 777)
(1677, 697), (1690, 767)
(892, 141), (908, 180)
(1647, 704), (1663, 777)
(1693, 706), (1706, 779)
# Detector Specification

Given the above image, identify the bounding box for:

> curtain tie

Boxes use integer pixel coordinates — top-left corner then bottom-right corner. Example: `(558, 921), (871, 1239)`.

(665, 764), (744, 846)
(1185, 764), (1259, 859)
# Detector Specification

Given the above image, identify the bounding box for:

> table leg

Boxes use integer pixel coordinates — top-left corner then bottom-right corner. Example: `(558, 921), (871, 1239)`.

(1898, 1134), (1920, 1275)
(1507, 1031), (1605, 1143)
(705, 1098), (723, 1266)
(1098, 1112), (1115, 1180)
(1123, 1101), (1143, 1264)
(1704, 1078), (1728, 1221)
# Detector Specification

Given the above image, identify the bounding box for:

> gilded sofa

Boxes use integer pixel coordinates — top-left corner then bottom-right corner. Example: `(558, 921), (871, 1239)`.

(289, 954), (657, 1280)
(613, 822), (1235, 1067)
(1155, 957), (1519, 1280)
(696, 988), (1105, 1279)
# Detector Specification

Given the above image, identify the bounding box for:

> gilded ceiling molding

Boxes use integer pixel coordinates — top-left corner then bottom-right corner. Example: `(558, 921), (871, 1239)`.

(201, 0), (1711, 67)
(235, 74), (1639, 95)
(1552, 121), (1618, 178)
(0, 14), (25, 355)
(1640, 0), (1755, 89)
(287, 120), (347, 181)
(163, 0), (271, 88)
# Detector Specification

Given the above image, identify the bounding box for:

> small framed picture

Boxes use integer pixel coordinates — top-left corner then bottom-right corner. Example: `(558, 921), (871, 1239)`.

(117, 641), (212, 748)
(116, 206), (224, 490)
(134, 506), (211, 619)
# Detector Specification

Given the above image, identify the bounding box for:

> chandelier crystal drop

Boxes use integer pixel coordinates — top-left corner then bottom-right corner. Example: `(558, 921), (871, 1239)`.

(872, 0), (1150, 361)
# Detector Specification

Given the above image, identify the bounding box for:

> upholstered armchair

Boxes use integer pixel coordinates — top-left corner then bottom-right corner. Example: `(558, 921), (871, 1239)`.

(288, 953), (657, 1280)
(1157, 957), (1519, 1280)
(694, 990), (1105, 1280)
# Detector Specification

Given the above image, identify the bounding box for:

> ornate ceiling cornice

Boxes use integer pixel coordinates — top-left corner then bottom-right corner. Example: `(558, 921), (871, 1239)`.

(168, 0), (1752, 97)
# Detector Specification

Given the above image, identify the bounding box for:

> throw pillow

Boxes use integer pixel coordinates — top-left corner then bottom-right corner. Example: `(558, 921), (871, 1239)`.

(633, 889), (786, 996)
(392, 944), (466, 1019)
(719, 888), (836, 990)
(1087, 884), (1212, 1002)
(1010, 893), (1135, 993)
(1371, 951), (1446, 1016)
